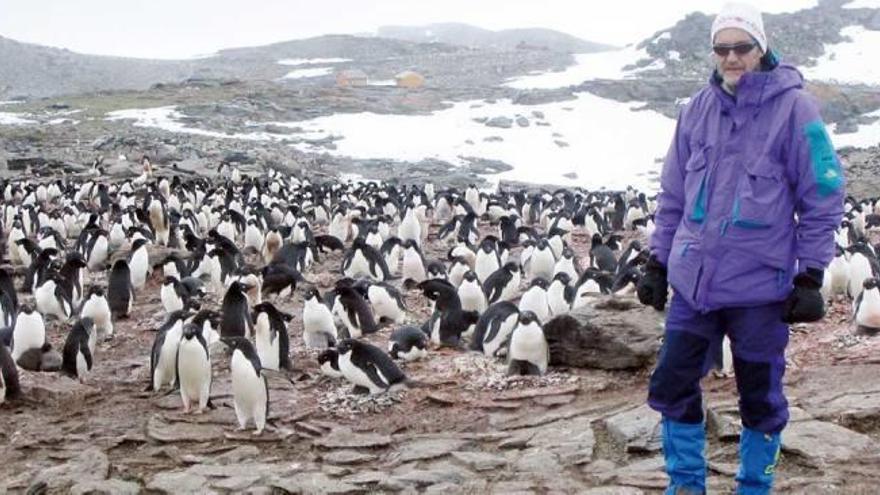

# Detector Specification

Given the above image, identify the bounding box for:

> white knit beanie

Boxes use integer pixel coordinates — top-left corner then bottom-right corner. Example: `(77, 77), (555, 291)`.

(711, 2), (767, 54)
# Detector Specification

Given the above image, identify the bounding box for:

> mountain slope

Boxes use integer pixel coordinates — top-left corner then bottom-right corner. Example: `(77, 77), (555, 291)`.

(377, 23), (612, 53)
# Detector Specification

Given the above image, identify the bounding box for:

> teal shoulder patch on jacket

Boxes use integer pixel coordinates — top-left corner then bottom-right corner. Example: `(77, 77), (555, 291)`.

(803, 120), (843, 197)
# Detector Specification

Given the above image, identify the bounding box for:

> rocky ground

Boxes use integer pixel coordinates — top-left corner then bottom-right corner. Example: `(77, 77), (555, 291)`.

(1, 196), (879, 495)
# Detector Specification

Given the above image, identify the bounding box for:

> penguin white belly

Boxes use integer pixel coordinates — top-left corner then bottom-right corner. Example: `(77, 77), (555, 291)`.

(12, 315), (46, 361)
(500, 271), (522, 302)
(548, 285), (570, 316)
(130, 250), (150, 290)
(87, 237), (109, 271)
(856, 290), (880, 329)
(509, 324), (549, 374)
(161, 285), (184, 313)
(154, 328), (182, 391)
(518, 290), (550, 323)
(429, 316), (442, 346)
(397, 346), (427, 361)
(829, 256), (849, 297)
(231, 353), (267, 432)
(483, 313), (519, 358)
(337, 309), (362, 339)
(35, 281), (68, 320)
(81, 297), (113, 339)
(368, 288), (404, 323)
(458, 281), (487, 313)
(384, 246), (401, 275)
(847, 255), (872, 299)
(402, 251), (426, 283)
(244, 226), (264, 252)
(345, 251), (373, 279)
(528, 252), (555, 281)
(554, 258), (578, 280)
(76, 350), (89, 381)
(321, 360), (343, 378)
(303, 302), (337, 349)
(338, 352), (386, 394)
(448, 264), (469, 288)
(572, 280), (602, 309)
(475, 254), (500, 284)
(255, 319), (281, 371)
(177, 340), (211, 412)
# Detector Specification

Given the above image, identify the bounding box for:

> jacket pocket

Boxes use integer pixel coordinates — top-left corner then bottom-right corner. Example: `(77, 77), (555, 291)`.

(684, 147), (708, 224)
(732, 157), (789, 230)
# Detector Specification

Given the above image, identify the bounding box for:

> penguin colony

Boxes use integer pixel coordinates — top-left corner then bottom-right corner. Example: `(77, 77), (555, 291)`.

(0, 156), (867, 432)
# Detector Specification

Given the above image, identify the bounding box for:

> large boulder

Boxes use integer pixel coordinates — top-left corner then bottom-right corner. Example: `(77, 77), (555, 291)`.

(543, 297), (664, 370)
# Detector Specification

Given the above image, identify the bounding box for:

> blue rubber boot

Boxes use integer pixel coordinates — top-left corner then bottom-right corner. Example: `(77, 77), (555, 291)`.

(662, 418), (706, 495)
(736, 427), (781, 495)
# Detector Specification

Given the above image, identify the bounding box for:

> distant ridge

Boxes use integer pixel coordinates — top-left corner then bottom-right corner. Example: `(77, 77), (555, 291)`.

(377, 23), (613, 53)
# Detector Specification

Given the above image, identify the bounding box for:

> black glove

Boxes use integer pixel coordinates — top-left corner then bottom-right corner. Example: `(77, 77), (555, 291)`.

(783, 267), (825, 323)
(637, 255), (668, 311)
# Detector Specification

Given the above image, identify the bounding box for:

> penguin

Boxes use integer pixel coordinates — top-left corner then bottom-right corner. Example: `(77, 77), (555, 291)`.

(227, 337), (269, 434)
(366, 282), (407, 325)
(252, 302), (293, 371)
(80, 286), (114, 340)
(220, 281), (253, 340)
(11, 305), (46, 364)
(388, 326), (429, 361)
(34, 273), (73, 322)
(854, 278), (880, 334)
(400, 239), (427, 286)
(317, 349), (343, 378)
(188, 309), (221, 350)
(458, 271), (487, 314)
(244, 218), (265, 254)
(547, 272), (575, 316)
(507, 311), (549, 376)
(0, 343), (21, 403)
(336, 338), (407, 395)
(470, 301), (520, 358)
(332, 286), (378, 339)
(261, 263), (303, 300)
(483, 262), (522, 305)
(553, 246), (580, 280)
(590, 234), (617, 273)
(161, 276), (189, 313)
(398, 206), (422, 248)
(261, 228), (284, 264)
(83, 228), (110, 272)
(107, 259), (135, 319)
(128, 238), (151, 291)
(474, 237), (501, 284)
(847, 243), (878, 300)
(302, 287), (338, 349)
(425, 295), (480, 347)
(573, 269), (614, 309)
(526, 238), (556, 282)
(61, 317), (96, 383)
(822, 245), (849, 301)
(426, 260), (448, 281)
(518, 278), (551, 323)
(448, 256), (471, 288)
(611, 264), (641, 296)
(177, 323), (212, 414)
(380, 236), (403, 275)
(342, 238), (393, 282)
(148, 313), (186, 392)
(0, 269), (18, 328)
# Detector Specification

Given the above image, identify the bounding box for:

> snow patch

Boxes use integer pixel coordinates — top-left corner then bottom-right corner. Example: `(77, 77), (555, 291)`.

(504, 45), (652, 89)
(281, 67), (334, 79)
(368, 80), (397, 87)
(668, 50), (681, 61)
(653, 32), (671, 43)
(106, 106), (274, 141)
(277, 58), (351, 66)
(833, 108), (880, 149)
(843, 0), (880, 8)
(0, 112), (36, 125)
(287, 94), (676, 191)
(800, 25), (880, 86)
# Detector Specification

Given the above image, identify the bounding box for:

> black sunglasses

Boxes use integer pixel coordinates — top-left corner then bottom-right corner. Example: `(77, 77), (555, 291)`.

(713, 42), (757, 57)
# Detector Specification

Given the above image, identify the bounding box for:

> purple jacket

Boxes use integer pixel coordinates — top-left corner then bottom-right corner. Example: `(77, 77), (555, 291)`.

(650, 63), (845, 312)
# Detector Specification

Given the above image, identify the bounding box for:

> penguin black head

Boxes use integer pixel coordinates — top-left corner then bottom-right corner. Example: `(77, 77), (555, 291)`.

(590, 233), (604, 248)
(317, 348), (339, 368)
(78, 317), (95, 332)
(519, 310), (540, 326)
(130, 238), (150, 252)
(552, 272), (572, 286)
(304, 287), (322, 302)
(864, 278), (879, 291)
(529, 278), (549, 290)
(336, 338), (356, 356)
(463, 270), (479, 283)
(479, 238), (496, 253)
(182, 323), (202, 340)
(85, 286), (105, 298)
(503, 262), (520, 274)
(163, 275), (179, 285)
(19, 303), (35, 314)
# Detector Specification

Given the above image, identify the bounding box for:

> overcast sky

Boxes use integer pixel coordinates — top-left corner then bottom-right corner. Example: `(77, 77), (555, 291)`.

(0, 0), (819, 59)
